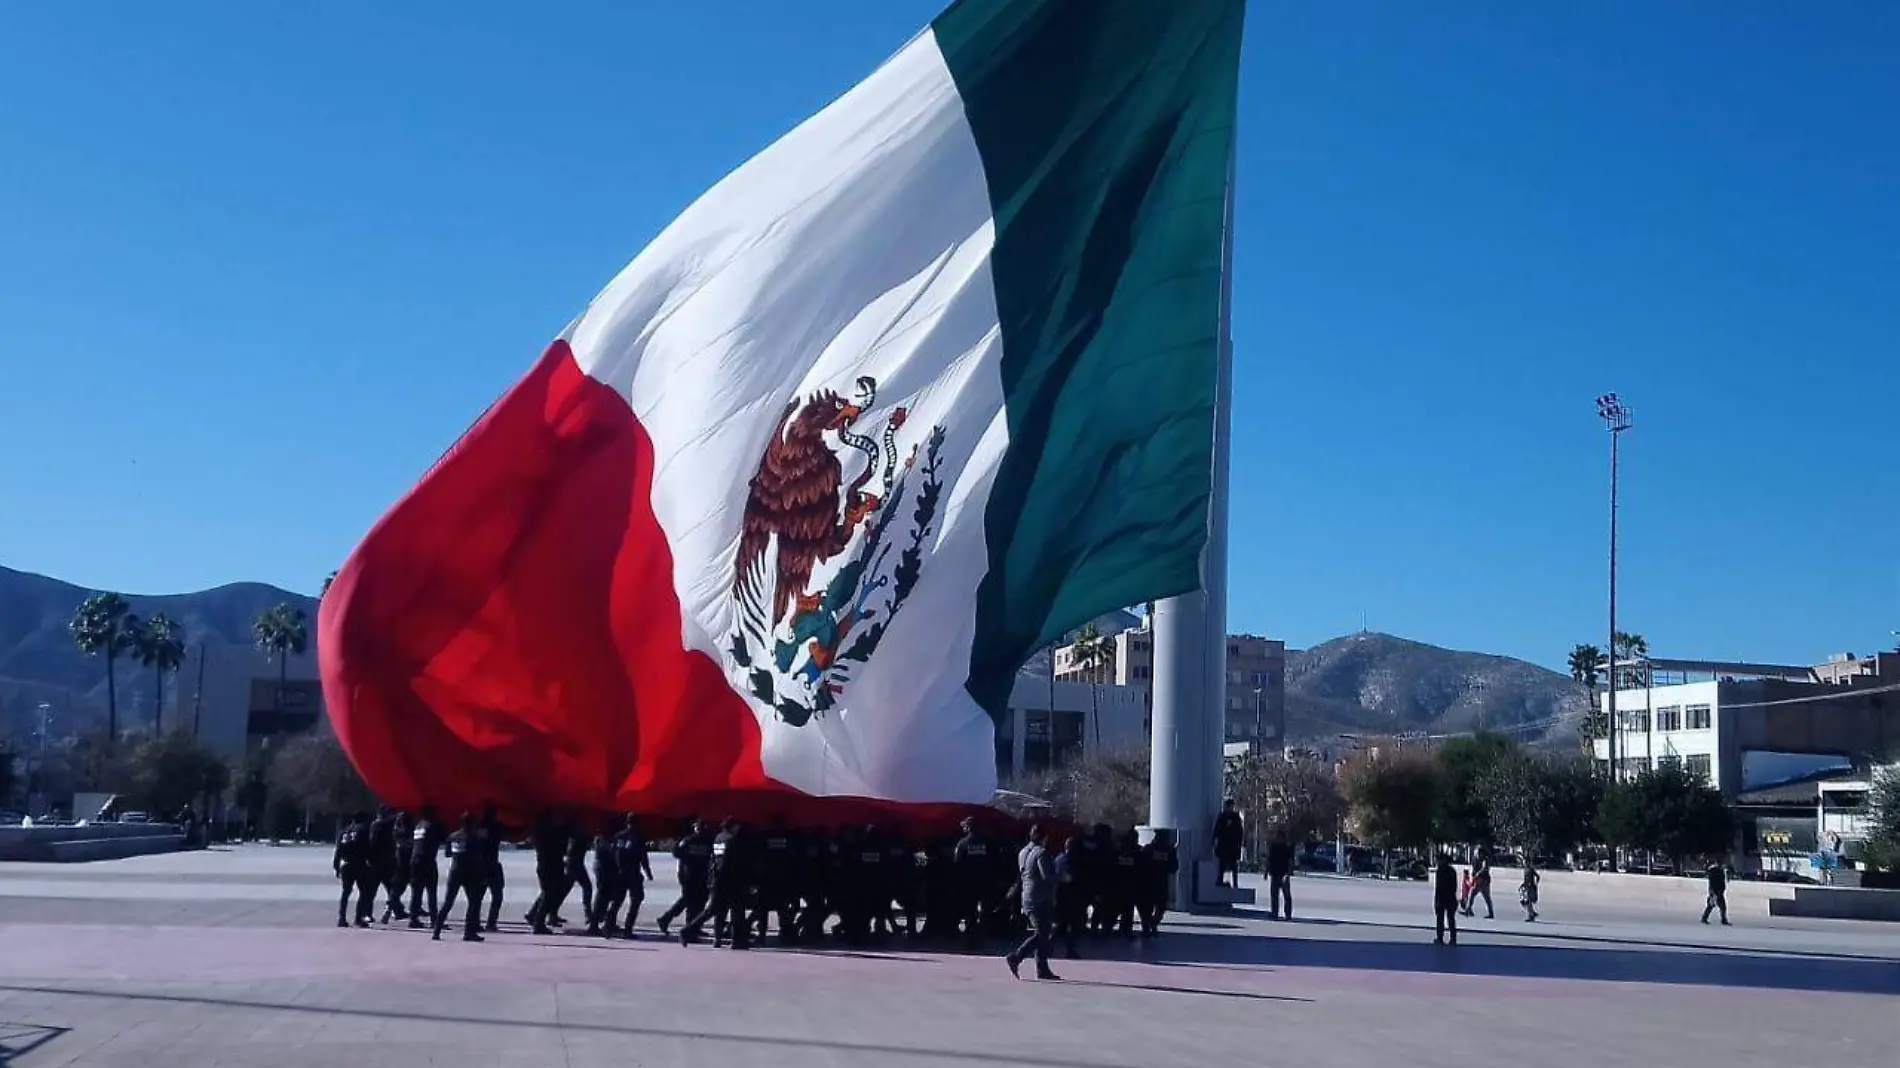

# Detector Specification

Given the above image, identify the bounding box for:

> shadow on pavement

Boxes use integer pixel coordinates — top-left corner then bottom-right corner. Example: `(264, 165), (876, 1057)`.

(1120, 929), (1900, 995)
(0, 1021), (68, 1064)
(1059, 978), (1310, 1003)
(0, 986), (1134, 1068)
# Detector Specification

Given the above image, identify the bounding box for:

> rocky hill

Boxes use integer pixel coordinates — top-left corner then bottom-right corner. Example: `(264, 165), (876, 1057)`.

(0, 565), (317, 736)
(1284, 631), (1587, 743)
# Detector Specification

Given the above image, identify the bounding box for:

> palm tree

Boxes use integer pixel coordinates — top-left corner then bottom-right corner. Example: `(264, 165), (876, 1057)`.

(1568, 643), (1606, 749)
(253, 602), (310, 716)
(127, 613), (187, 733)
(1073, 622), (1113, 749)
(1612, 631), (1649, 690)
(320, 570), (337, 599)
(69, 592), (134, 743)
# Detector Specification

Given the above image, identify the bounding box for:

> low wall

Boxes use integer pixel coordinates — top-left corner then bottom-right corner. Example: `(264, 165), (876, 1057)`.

(1768, 887), (1900, 922)
(1531, 870), (1796, 914)
(0, 823), (187, 863)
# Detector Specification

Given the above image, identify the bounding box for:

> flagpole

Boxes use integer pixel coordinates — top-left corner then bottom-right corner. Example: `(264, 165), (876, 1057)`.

(1149, 138), (1236, 911)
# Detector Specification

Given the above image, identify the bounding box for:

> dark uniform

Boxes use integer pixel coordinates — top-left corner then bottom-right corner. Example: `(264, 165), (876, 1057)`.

(333, 815), (374, 928)
(753, 822), (799, 944)
(682, 820), (752, 948)
(1054, 837), (1086, 957)
(480, 805), (506, 932)
(586, 833), (617, 935)
(657, 821), (713, 935)
(1266, 835), (1294, 919)
(1108, 830), (1143, 935)
(1139, 829), (1178, 936)
(368, 807), (408, 923)
(1701, 861), (1730, 925)
(406, 808), (445, 928)
(435, 816), (489, 942)
(527, 814), (570, 934)
(606, 818), (652, 936)
(1213, 803), (1245, 889)
(952, 823), (995, 945)
(1433, 856), (1459, 945)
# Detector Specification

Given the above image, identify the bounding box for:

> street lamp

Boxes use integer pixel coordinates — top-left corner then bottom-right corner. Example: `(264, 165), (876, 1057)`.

(1252, 687), (1264, 756)
(1597, 393), (1632, 781)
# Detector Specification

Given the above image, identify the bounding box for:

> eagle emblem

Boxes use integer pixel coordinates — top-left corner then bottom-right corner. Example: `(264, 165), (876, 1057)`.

(726, 376), (946, 726)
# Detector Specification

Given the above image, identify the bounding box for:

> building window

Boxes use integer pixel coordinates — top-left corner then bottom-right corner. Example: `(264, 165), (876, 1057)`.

(1619, 710), (1650, 732)
(1227, 696), (1244, 710)
(1227, 642), (1240, 656)
(1686, 754), (1712, 781)
(1656, 706), (1681, 732)
(1685, 704), (1711, 730)
(1252, 671), (1272, 687)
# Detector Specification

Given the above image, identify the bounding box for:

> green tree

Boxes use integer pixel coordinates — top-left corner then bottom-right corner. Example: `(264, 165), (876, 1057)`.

(126, 612), (187, 734)
(69, 592), (134, 743)
(65, 729), (130, 793)
(1339, 746), (1441, 859)
(1598, 762), (1730, 868)
(1612, 631), (1649, 690)
(1070, 622), (1113, 749)
(1568, 643), (1607, 749)
(1860, 766), (1900, 872)
(1433, 732), (1518, 847)
(0, 739), (18, 807)
(252, 602), (309, 713)
(1228, 752), (1345, 847)
(268, 727), (376, 818)
(1478, 751), (1603, 860)
(320, 570), (338, 599)
(120, 731), (229, 818)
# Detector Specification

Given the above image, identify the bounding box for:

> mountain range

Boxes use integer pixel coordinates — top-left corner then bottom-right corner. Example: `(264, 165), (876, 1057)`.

(0, 566), (1587, 744)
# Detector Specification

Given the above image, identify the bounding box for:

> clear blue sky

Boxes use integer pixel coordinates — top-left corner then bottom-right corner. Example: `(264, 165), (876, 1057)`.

(2, 2), (1895, 670)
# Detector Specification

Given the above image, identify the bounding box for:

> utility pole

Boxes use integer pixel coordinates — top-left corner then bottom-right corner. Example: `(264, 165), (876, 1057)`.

(1597, 393), (1632, 781)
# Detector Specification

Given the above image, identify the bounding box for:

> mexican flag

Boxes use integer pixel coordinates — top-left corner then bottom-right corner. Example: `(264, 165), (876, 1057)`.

(320, 0), (1244, 827)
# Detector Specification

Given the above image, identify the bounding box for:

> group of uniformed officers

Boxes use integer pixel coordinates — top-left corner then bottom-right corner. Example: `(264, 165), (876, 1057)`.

(332, 805), (1182, 953)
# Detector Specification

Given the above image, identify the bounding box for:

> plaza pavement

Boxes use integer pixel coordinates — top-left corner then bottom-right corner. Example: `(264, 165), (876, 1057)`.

(0, 847), (1894, 1068)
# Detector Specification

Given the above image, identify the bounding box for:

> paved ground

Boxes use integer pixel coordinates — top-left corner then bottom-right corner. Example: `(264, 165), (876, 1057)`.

(0, 848), (1894, 1068)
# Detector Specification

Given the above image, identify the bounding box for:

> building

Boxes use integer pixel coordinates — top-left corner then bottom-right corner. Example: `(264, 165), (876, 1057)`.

(1050, 623), (1286, 750)
(173, 641), (324, 758)
(1593, 654), (1898, 794)
(993, 670), (1149, 781)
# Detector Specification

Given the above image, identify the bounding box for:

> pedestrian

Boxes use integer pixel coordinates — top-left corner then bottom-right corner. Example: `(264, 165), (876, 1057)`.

(434, 812), (488, 943)
(952, 817), (993, 947)
(1212, 799), (1244, 890)
(1266, 829), (1294, 920)
(1138, 828), (1178, 937)
(586, 825), (618, 936)
(406, 804), (445, 929)
(1433, 853), (1459, 945)
(1004, 824), (1061, 981)
(480, 802), (506, 933)
(609, 813), (653, 937)
(368, 805), (409, 924)
(1519, 862), (1540, 922)
(1701, 858), (1730, 926)
(657, 818), (713, 936)
(333, 812), (374, 928)
(1468, 854), (1495, 919)
(526, 812), (569, 934)
(681, 818), (752, 949)
(1458, 867), (1475, 917)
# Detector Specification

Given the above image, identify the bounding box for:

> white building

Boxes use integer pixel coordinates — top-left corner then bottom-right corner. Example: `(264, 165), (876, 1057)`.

(994, 671), (1149, 781)
(1592, 655), (1898, 797)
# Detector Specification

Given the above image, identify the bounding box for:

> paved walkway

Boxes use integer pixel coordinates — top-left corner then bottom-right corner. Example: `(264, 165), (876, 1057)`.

(0, 848), (1894, 1068)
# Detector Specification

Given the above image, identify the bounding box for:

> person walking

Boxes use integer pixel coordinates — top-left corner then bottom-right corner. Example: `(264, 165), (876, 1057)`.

(1005, 825), (1061, 981)
(1433, 853), (1459, 945)
(1212, 800), (1244, 890)
(1467, 854), (1495, 919)
(1701, 858), (1731, 925)
(1265, 830), (1294, 920)
(434, 812), (489, 943)
(1519, 862), (1541, 922)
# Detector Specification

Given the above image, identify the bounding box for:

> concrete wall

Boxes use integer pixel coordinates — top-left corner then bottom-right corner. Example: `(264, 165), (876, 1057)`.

(0, 822), (186, 862)
(1768, 886), (1900, 922)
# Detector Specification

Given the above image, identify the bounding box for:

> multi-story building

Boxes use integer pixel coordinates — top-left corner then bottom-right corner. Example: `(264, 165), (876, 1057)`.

(1051, 623), (1286, 751)
(993, 671), (1150, 781)
(1591, 653), (1900, 797)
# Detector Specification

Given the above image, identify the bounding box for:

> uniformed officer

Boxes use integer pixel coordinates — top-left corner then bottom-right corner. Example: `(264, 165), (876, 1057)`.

(681, 818), (752, 949)
(1139, 828), (1179, 936)
(526, 811), (570, 935)
(586, 826), (618, 936)
(952, 817), (994, 946)
(656, 818), (712, 935)
(480, 802), (506, 933)
(333, 812), (373, 928)
(434, 812), (488, 942)
(1108, 828), (1143, 936)
(753, 816), (798, 944)
(406, 804), (445, 929)
(562, 821), (594, 924)
(367, 805), (409, 924)
(607, 813), (653, 937)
